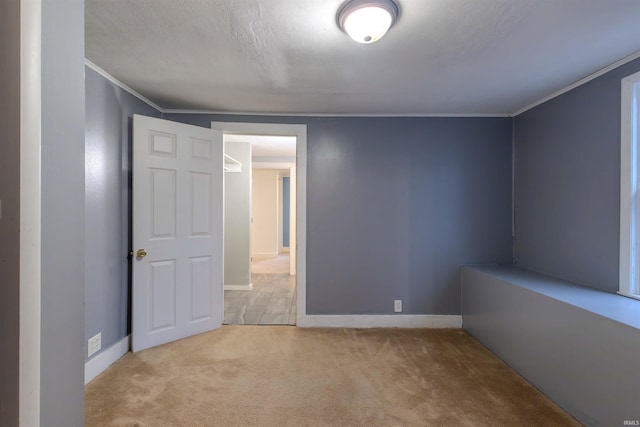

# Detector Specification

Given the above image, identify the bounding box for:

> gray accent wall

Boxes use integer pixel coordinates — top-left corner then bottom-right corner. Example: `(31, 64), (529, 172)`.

(40, 0), (86, 425)
(514, 57), (640, 292)
(0, 1), (20, 424)
(85, 66), (161, 362)
(224, 141), (252, 288)
(165, 113), (513, 314)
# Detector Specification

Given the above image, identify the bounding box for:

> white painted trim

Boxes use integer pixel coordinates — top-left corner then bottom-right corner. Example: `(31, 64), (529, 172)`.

(224, 283), (253, 291)
(85, 49), (640, 119)
(253, 156), (296, 164)
(212, 122), (307, 323)
(618, 291), (640, 302)
(82, 59), (511, 117)
(80, 62), (512, 117)
(20, 0), (42, 425)
(514, 50), (640, 116)
(277, 172), (283, 252)
(84, 335), (130, 385)
(84, 59), (163, 112)
(289, 165), (297, 276)
(253, 161), (295, 170)
(297, 315), (463, 328)
(172, 109), (511, 117)
(620, 69), (640, 298)
(223, 153), (242, 173)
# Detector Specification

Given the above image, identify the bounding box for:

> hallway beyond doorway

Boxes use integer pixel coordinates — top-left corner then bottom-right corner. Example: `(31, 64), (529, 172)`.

(224, 255), (295, 325)
(251, 254), (290, 274)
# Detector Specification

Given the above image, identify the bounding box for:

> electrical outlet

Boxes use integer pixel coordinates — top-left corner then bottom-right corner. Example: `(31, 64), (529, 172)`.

(88, 333), (101, 357)
(394, 299), (402, 313)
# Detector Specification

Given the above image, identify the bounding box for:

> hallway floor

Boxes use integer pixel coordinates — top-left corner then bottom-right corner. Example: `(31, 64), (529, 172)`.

(224, 254), (296, 325)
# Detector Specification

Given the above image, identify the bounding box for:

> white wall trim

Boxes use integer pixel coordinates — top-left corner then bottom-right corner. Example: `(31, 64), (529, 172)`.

(514, 49), (640, 116)
(84, 59), (163, 112)
(618, 291), (640, 302)
(619, 69), (640, 298)
(85, 50), (640, 119)
(80, 63), (511, 117)
(81, 60), (511, 117)
(171, 109), (511, 117)
(20, 0), (42, 425)
(253, 161), (295, 170)
(224, 283), (253, 291)
(84, 335), (130, 385)
(297, 315), (463, 328)
(212, 122), (307, 322)
(253, 156), (296, 164)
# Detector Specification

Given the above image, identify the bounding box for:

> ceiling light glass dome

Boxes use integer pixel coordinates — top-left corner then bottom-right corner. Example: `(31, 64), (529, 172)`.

(338, 0), (399, 44)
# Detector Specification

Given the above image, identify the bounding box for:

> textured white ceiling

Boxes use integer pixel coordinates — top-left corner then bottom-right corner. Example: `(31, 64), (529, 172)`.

(85, 0), (640, 115)
(225, 134), (296, 158)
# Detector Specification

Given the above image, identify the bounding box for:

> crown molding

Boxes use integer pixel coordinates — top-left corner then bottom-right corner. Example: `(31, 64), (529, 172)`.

(83, 60), (510, 117)
(86, 49), (640, 119)
(513, 49), (640, 117)
(84, 59), (163, 112)
(164, 109), (511, 117)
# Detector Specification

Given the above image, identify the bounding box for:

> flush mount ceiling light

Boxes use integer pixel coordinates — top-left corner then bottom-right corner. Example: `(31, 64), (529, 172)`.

(338, 0), (399, 44)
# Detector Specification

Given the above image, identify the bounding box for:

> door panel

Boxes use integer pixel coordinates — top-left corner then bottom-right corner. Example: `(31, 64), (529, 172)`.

(190, 172), (212, 236)
(150, 168), (177, 239)
(133, 114), (223, 352)
(149, 260), (176, 331)
(189, 256), (212, 321)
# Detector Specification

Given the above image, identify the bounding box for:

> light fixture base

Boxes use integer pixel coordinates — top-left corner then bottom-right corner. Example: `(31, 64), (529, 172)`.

(337, 0), (399, 44)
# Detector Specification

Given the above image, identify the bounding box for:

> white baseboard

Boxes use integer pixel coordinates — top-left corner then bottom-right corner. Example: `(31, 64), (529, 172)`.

(224, 283), (253, 291)
(296, 315), (462, 328)
(280, 247), (290, 253)
(85, 335), (130, 384)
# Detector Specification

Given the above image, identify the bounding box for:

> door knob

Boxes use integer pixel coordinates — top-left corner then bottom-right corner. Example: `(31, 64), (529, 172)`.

(136, 249), (147, 259)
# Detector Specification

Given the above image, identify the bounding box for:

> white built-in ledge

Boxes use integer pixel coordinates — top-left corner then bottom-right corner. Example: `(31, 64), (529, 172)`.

(223, 153), (241, 173)
(467, 265), (640, 330)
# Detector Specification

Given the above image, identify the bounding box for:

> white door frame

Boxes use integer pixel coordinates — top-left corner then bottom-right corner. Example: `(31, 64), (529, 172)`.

(212, 122), (307, 323)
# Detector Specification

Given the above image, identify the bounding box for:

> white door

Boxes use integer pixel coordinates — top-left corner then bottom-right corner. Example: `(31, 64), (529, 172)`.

(132, 115), (223, 352)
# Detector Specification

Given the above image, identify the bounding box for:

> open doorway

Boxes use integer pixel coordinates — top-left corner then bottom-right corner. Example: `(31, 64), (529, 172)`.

(222, 132), (297, 325)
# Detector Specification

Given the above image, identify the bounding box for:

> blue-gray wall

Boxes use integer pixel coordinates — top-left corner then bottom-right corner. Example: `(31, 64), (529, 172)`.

(462, 266), (640, 427)
(41, 0), (86, 425)
(85, 66), (161, 361)
(283, 177), (290, 247)
(165, 113), (513, 315)
(514, 57), (640, 292)
(462, 54), (640, 427)
(0, 1), (21, 424)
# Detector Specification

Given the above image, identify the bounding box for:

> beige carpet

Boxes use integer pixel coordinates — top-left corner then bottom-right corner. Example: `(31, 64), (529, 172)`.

(85, 327), (580, 427)
(251, 254), (290, 274)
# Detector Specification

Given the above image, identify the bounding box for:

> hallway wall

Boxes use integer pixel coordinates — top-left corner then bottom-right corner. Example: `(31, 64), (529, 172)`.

(252, 169), (284, 259)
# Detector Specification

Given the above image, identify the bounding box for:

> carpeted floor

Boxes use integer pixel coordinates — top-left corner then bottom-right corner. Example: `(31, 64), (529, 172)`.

(85, 327), (580, 427)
